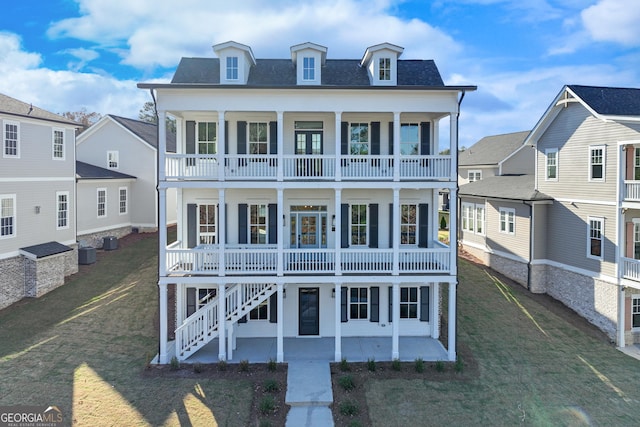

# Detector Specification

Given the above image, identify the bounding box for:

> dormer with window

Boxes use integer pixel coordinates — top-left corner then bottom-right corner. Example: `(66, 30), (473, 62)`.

(213, 41), (256, 85)
(360, 43), (404, 86)
(290, 42), (327, 86)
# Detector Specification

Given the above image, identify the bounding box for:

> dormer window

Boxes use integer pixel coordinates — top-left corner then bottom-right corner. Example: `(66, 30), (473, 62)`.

(379, 58), (391, 81)
(226, 56), (239, 80)
(303, 57), (315, 81)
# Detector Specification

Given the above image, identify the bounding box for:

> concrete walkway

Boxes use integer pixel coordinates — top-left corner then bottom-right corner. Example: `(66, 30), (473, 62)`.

(285, 360), (334, 427)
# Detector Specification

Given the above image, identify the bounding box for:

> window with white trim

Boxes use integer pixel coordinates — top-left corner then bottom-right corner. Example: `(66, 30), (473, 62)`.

(250, 300), (268, 320)
(52, 129), (64, 159)
(349, 287), (368, 319)
(589, 145), (605, 181)
(475, 204), (485, 235)
(303, 57), (315, 80)
(3, 121), (19, 158)
(349, 123), (369, 155)
(198, 204), (216, 245)
(462, 202), (485, 235)
(248, 122), (268, 155)
(56, 191), (69, 229)
(107, 151), (119, 169)
(198, 122), (217, 154)
(545, 148), (557, 180)
(379, 57), (391, 80)
(400, 287), (418, 319)
(499, 208), (515, 235)
(249, 204), (267, 244)
(468, 170), (482, 182)
(119, 187), (127, 215)
(400, 204), (417, 244)
(634, 148), (640, 180)
(350, 204), (367, 245)
(632, 295), (640, 329)
(0, 194), (16, 238)
(588, 217), (603, 259)
(400, 123), (419, 155)
(226, 56), (238, 80)
(97, 189), (106, 218)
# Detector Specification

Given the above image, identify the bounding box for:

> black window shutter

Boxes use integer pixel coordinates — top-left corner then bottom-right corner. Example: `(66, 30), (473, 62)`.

(370, 286), (379, 322)
(369, 203), (378, 248)
(341, 203), (349, 248)
(389, 203), (393, 248)
(388, 122), (394, 155)
(224, 203), (228, 244)
(420, 286), (430, 322)
(186, 121), (196, 166)
(420, 122), (431, 155)
(269, 293), (277, 323)
(341, 286), (348, 322)
(371, 122), (380, 155)
(341, 122), (349, 155)
(418, 204), (428, 248)
(186, 288), (196, 317)
(187, 204), (197, 248)
(237, 121), (247, 154)
(224, 121), (229, 155)
(269, 121), (277, 154)
(388, 286), (393, 323)
(238, 203), (248, 244)
(268, 203), (277, 244)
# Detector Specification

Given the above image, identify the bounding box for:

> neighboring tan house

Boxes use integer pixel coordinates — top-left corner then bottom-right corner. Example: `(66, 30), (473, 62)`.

(0, 93), (79, 310)
(458, 130), (532, 184)
(76, 115), (177, 246)
(138, 41), (475, 363)
(463, 85), (640, 349)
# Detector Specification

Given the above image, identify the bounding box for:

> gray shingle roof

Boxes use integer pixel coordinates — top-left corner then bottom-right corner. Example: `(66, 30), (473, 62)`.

(459, 174), (551, 201)
(568, 85), (640, 116)
(171, 58), (445, 87)
(459, 131), (530, 166)
(20, 241), (73, 259)
(0, 92), (79, 126)
(109, 114), (176, 153)
(76, 161), (136, 180)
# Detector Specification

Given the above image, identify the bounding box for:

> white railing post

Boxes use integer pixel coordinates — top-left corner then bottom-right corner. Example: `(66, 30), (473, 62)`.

(335, 111), (342, 182)
(158, 282), (168, 363)
(218, 189), (226, 275)
(393, 112), (400, 182)
(218, 111), (225, 181)
(335, 189), (342, 275)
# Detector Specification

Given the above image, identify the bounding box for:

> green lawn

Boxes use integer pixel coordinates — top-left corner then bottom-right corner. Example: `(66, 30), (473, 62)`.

(1, 233), (639, 426)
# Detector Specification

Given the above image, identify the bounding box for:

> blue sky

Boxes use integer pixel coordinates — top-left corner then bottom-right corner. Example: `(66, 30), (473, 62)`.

(1, 0), (639, 148)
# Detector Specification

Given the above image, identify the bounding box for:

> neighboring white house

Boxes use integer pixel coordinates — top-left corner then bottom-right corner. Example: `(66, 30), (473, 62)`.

(76, 115), (177, 245)
(139, 41), (475, 363)
(0, 93), (79, 310)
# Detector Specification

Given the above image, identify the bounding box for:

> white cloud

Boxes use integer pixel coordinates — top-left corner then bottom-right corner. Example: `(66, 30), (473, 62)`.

(581, 0), (640, 46)
(0, 32), (42, 72)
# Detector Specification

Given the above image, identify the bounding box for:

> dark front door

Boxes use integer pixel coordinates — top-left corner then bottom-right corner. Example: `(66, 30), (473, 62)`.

(299, 288), (319, 335)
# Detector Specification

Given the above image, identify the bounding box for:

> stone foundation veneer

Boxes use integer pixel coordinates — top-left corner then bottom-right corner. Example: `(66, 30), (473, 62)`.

(0, 256), (26, 310)
(78, 226), (132, 248)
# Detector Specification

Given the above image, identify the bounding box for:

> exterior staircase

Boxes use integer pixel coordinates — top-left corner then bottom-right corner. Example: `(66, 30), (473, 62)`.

(175, 283), (277, 360)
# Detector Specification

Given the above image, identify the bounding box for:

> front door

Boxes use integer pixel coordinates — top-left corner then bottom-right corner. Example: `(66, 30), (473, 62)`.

(299, 288), (319, 335)
(298, 214), (319, 249)
(295, 130), (323, 176)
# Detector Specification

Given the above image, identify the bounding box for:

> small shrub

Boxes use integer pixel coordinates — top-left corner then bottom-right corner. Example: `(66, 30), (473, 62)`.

(455, 357), (464, 373)
(367, 358), (376, 372)
(440, 215), (447, 230)
(435, 361), (445, 372)
(267, 358), (277, 372)
(392, 358), (402, 371)
(193, 362), (203, 373)
(239, 359), (250, 372)
(339, 401), (359, 416)
(338, 374), (355, 391)
(169, 356), (180, 371)
(340, 357), (350, 371)
(414, 357), (424, 373)
(217, 360), (227, 371)
(259, 395), (276, 414)
(263, 379), (280, 393)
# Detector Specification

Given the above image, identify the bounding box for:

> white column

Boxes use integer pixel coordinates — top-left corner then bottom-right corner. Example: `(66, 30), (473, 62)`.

(158, 109), (167, 181)
(393, 112), (400, 182)
(432, 282), (440, 339)
(335, 111), (342, 181)
(176, 283), (184, 325)
(618, 286), (626, 347)
(392, 188), (400, 276)
(277, 282), (284, 362)
(449, 111), (458, 182)
(334, 281), (342, 361)
(449, 188), (457, 274)
(158, 189), (167, 274)
(335, 189), (342, 276)
(392, 282), (400, 359)
(277, 189), (284, 276)
(218, 111), (225, 181)
(218, 283), (226, 360)
(176, 188), (183, 245)
(158, 282), (168, 363)
(277, 111), (284, 181)
(447, 281), (457, 361)
(227, 322), (234, 360)
(218, 189), (226, 275)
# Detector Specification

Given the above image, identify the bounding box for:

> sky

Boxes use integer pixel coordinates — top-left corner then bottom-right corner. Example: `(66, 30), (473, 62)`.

(0, 0), (639, 148)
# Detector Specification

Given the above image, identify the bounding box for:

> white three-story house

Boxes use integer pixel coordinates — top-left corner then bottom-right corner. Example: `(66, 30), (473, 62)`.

(139, 41), (475, 363)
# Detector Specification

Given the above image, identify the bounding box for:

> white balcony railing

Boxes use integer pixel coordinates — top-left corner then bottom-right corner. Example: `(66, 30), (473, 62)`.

(165, 153), (452, 181)
(283, 249), (336, 273)
(622, 257), (640, 282)
(624, 181), (640, 202)
(341, 249), (393, 273)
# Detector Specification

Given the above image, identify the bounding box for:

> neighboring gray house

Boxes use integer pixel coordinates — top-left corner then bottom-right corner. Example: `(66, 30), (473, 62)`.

(0, 93), (79, 310)
(458, 130), (532, 184)
(76, 115), (177, 246)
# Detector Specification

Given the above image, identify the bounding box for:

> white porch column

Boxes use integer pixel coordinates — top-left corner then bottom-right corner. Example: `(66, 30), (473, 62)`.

(335, 189), (342, 276)
(218, 189), (226, 275)
(432, 282), (440, 339)
(392, 282), (400, 360)
(176, 188), (183, 245)
(158, 109), (167, 181)
(449, 111), (458, 183)
(227, 322), (234, 360)
(392, 188), (400, 276)
(158, 189), (167, 274)
(277, 282), (284, 362)
(449, 188), (458, 273)
(218, 283), (226, 360)
(618, 286), (626, 347)
(176, 283), (184, 326)
(277, 189), (284, 276)
(335, 281), (342, 361)
(393, 112), (400, 182)
(277, 111), (284, 181)
(218, 111), (226, 181)
(447, 281), (457, 361)
(335, 112), (342, 181)
(158, 282), (169, 363)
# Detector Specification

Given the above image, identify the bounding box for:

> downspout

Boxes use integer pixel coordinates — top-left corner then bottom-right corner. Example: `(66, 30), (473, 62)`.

(149, 88), (161, 362)
(454, 90), (466, 359)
